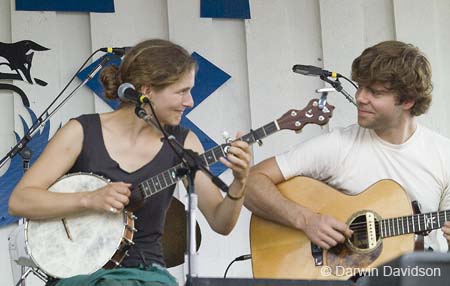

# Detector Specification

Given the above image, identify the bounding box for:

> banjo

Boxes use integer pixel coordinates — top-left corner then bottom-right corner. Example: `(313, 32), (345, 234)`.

(25, 173), (134, 279)
(25, 99), (334, 278)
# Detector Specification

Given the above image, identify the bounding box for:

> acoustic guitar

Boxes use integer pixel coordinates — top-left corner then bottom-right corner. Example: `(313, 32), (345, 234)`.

(250, 176), (448, 280)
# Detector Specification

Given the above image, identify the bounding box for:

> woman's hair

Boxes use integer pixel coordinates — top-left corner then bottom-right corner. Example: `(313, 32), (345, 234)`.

(100, 39), (197, 101)
(351, 40), (433, 116)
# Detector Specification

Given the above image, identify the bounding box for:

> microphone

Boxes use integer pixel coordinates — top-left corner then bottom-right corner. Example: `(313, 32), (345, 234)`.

(117, 83), (150, 104)
(292, 64), (341, 78)
(99, 47), (132, 56)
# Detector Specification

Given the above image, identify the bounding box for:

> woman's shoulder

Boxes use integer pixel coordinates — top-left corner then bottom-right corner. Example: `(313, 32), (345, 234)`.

(44, 117), (84, 152)
(165, 124), (190, 140)
(71, 113), (100, 126)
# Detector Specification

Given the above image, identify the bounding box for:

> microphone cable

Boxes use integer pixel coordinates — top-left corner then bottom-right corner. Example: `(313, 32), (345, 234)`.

(338, 74), (358, 90)
(0, 48), (115, 168)
(43, 49), (108, 121)
(318, 74), (357, 106)
(223, 254), (252, 278)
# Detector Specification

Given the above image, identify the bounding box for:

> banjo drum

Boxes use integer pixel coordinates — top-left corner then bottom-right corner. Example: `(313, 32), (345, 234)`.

(25, 173), (136, 278)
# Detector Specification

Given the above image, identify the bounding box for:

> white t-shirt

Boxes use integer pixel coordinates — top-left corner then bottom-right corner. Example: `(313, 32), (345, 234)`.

(276, 124), (450, 252)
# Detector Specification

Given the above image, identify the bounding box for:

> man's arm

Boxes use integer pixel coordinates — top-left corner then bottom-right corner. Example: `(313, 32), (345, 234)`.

(244, 157), (307, 229)
(244, 157), (352, 249)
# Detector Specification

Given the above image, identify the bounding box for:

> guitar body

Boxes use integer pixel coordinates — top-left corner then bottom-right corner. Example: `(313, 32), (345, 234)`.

(250, 177), (415, 280)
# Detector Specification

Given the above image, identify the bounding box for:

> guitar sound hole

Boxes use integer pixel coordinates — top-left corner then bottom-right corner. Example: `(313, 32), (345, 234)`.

(347, 214), (380, 251)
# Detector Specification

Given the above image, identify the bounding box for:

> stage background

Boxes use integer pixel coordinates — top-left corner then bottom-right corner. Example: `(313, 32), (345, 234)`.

(0, 0), (449, 285)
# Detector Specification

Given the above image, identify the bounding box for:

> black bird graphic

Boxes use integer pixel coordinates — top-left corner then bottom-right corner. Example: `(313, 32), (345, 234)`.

(0, 40), (50, 107)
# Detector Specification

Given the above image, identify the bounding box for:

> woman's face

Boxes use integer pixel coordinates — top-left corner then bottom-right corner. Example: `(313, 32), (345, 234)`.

(147, 68), (195, 126)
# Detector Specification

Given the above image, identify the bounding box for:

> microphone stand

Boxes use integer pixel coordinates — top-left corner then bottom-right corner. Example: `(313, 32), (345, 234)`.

(16, 146), (31, 286)
(0, 55), (112, 170)
(134, 104), (228, 286)
(320, 75), (357, 107)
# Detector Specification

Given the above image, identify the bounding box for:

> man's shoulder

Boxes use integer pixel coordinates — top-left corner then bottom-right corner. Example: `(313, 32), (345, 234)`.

(419, 124), (450, 145)
(329, 124), (367, 140)
(417, 125), (450, 160)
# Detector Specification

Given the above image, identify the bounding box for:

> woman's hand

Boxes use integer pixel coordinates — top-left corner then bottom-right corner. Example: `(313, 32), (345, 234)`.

(219, 132), (252, 187)
(81, 182), (131, 213)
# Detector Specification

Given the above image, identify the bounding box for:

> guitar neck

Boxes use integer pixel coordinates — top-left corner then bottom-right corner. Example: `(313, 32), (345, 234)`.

(138, 120), (281, 200)
(380, 209), (450, 238)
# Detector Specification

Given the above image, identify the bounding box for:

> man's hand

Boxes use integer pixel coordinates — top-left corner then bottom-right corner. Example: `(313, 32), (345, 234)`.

(442, 221), (450, 243)
(303, 212), (353, 250)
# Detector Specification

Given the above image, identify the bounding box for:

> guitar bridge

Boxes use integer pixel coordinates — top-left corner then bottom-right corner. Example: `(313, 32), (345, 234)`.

(311, 242), (323, 266)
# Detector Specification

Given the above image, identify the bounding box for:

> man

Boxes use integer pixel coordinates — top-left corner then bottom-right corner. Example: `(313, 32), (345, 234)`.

(244, 40), (450, 254)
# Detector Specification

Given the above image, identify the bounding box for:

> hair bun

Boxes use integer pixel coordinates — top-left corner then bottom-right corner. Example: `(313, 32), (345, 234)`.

(100, 65), (120, 100)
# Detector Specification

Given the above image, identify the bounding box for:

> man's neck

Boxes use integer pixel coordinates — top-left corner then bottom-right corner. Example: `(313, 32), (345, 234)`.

(374, 118), (417, 145)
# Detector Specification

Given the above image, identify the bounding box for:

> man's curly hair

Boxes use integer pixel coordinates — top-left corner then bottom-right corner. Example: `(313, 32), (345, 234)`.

(351, 41), (432, 116)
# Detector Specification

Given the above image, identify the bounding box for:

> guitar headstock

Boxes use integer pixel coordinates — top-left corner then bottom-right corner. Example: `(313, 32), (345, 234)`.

(276, 99), (335, 132)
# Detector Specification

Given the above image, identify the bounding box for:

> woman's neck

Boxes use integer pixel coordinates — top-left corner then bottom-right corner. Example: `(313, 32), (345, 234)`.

(107, 106), (162, 139)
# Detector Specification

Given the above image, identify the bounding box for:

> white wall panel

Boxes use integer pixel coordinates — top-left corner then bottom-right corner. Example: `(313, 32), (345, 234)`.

(90, 0), (170, 113)
(52, 12), (94, 123)
(90, 0), (169, 49)
(168, 0), (250, 146)
(0, 0), (14, 176)
(434, 0), (450, 135)
(10, 7), (61, 135)
(362, 0), (396, 44)
(0, 225), (16, 286)
(395, 0), (450, 137)
(10, 10), (92, 133)
(168, 0), (252, 280)
(320, 0), (396, 129)
(246, 0), (326, 164)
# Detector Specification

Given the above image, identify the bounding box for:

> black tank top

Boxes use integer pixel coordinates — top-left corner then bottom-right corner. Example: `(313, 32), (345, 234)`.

(68, 114), (189, 267)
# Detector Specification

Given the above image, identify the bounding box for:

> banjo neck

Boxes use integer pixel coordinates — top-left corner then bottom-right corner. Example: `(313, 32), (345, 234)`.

(126, 99), (334, 211)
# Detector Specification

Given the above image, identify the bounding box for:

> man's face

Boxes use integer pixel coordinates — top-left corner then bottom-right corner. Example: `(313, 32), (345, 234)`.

(356, 82), (411, 132)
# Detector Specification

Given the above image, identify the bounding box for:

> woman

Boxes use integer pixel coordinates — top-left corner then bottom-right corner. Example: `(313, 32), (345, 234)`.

(8, 39), (251, 286)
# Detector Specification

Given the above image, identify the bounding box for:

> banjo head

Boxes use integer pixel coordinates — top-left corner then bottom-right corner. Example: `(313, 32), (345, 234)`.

(25, 173), (130, 278)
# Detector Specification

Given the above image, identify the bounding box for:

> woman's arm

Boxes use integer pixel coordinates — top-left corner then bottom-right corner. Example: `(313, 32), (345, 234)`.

(8, 119), (130, 219)
(184, 131), (251, 235)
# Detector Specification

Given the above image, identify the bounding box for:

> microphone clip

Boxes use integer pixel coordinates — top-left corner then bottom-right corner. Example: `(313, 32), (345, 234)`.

(319, 76), (357, 106)
(99, 47), (131, 56)
(315, 87), (336, 110)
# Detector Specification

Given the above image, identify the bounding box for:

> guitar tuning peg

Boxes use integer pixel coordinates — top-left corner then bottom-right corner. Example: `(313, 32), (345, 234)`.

(222, 131), (232, 143)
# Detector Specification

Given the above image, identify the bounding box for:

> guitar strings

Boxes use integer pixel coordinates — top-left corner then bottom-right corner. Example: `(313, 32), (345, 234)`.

(310, 212), (450, 242)
(347, 212), (449, 230)
(348, 213), (447, 232)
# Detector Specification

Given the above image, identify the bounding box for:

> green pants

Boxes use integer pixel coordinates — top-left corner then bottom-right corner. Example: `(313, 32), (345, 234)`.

(53, 264), (178, 286)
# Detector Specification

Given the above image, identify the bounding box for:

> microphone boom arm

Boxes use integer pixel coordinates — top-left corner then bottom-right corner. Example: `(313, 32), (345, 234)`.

(0, 55), (112, 169)
(320, 75), (357, 106)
